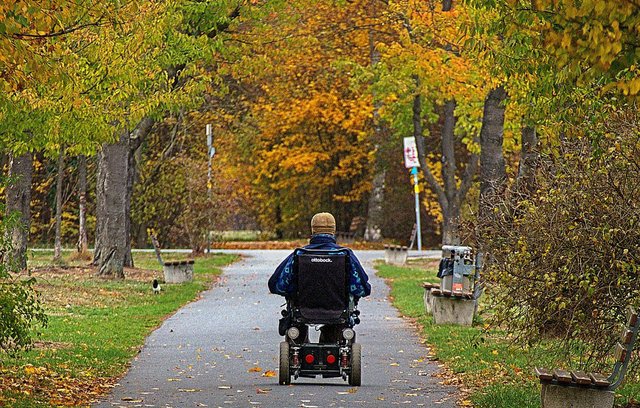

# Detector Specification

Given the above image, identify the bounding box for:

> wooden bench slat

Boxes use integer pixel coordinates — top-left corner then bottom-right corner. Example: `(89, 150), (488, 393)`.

(570, 370), (592, 385)
(588, 372), (611, 387)
(535, 307), (639, 391)
(431, 289), (442, 296)
(441, 289), (452, 297)
(615, 342), (627, 363)
(627, 307), (638, 327)
(553, 369), (573, 383)
(621, 329), (633, 345)
(535, 367), (553, 381)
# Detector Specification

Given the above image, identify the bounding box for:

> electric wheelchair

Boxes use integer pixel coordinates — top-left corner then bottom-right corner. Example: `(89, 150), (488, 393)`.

(278, 248), (362, 386)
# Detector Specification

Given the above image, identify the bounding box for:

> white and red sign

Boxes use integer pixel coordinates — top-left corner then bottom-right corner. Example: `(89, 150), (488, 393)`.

(403, 137), (420, 168)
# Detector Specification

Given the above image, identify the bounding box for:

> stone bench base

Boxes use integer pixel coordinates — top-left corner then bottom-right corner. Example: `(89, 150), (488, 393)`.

(163, 260), (195, 283)
(431, 295), (475, 326)
(384, 245), (408, 265)
(422, 283), (440, 314)
(541, 383), (614, 408)
(336, 232), (356, 244)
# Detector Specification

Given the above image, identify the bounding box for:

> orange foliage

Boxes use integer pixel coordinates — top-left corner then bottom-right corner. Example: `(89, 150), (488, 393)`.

(222, 0), (379, 234)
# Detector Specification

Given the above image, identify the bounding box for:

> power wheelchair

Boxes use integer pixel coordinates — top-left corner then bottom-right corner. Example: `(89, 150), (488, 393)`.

(278, 248), (362, 386)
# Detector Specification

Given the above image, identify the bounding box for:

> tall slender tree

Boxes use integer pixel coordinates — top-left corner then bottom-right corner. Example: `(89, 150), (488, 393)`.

(53, 147), (65, 262)
(5, 152), (33, 270)
(77, 155), (89, 254)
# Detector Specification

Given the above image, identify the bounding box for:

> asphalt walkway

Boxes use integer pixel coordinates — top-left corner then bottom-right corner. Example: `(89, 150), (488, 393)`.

(94, 249), (456, 407)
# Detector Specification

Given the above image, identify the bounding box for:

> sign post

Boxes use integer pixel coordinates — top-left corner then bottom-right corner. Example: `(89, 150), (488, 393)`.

(206, 124), (214, 254)
(403, 137), (422, 252)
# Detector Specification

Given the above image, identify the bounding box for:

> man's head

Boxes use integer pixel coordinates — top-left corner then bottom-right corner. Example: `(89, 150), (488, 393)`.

(311, 212), (336, 235)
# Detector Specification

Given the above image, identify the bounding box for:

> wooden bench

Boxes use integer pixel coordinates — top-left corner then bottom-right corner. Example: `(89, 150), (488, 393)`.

(150, 233), (195, 284)
(535, 307), (640, 408)
(430, 288), (474, 299)
(336, 216), (365, 243)
(384, 244), (408, 265)
(163, 259), (195, 283)
(422, 282), (440, 314)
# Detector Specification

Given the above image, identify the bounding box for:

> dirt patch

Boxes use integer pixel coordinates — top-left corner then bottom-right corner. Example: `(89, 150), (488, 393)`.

(32, 340), (72, 350)
(25, 266), (161, 309)
(27, 265), (160, 283)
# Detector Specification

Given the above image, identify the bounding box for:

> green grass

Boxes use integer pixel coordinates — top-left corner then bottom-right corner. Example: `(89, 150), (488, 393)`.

(376, 260), (640, 408)
(0, 250), (237, 407)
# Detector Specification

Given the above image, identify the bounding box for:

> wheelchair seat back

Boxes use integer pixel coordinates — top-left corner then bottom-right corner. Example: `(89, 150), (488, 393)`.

(293, 249), (349, 324)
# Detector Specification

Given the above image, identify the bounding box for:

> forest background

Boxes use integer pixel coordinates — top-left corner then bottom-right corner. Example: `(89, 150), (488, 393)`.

(1, 0), (640, 386)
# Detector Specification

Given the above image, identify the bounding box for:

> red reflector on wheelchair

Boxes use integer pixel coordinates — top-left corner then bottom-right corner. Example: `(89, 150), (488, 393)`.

(305, 354), (315, 364)
(326, 354), (336, 364)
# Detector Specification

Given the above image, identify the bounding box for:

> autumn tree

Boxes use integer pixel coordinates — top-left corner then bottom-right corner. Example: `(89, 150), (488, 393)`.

(1, 1), (149, 267)
(371, 0), (491, 244)
(92, 1), (243, 277)
(224, 0), (380, 237)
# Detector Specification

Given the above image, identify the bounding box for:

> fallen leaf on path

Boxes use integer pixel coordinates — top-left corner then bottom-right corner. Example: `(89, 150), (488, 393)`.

(218, 385), (232, 389)
(248, 367), (262, 373)
(256, 388), (271, 394)
(121, 397), (142, 402)
(262, 370), (276, 377)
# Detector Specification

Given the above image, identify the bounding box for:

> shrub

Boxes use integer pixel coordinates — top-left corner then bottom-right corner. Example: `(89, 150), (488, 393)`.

(478, 111), (640, 369)
(0, 199), (47, 353)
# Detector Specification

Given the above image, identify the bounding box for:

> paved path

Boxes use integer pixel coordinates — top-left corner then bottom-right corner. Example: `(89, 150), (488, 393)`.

(94, 250), (456, 408)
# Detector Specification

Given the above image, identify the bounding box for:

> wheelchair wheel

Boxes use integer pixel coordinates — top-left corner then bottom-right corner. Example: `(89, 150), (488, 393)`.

(279, 341), (291, 385)
(349, 342), (362, 386)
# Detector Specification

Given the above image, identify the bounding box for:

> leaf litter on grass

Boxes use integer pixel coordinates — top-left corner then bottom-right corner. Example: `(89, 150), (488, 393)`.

(2, 264), (172, 406)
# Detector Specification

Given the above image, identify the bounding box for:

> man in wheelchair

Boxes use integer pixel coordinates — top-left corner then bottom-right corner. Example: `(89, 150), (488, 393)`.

(268, 212), (371, 385)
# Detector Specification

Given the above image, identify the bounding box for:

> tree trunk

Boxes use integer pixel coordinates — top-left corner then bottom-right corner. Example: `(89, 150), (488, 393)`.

(412, 87), (477, 245)
(442, 203), (461, 245)
(53, 148), (65, 262)
(94, 118), (154, 277)
(124, 143), (136, 267)
(479, 85), (507, 220)
(6, 152), (33, 270)
(441, 100), (457, 205)
(364, 171), (385, 241)
(94, 133), (129, 279)
(517, 125), (538, 192)
(364, 2), (385, 242)
(125, 117), (154, 262)
(77, 155), (88, 253)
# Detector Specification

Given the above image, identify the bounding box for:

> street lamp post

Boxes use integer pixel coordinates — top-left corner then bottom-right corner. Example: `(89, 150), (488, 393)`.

(206, 124), (214, 254)
(403, 137), (422, 253)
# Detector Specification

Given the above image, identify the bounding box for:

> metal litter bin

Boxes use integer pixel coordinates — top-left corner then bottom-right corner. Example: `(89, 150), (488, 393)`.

(439, 245), (474, 294)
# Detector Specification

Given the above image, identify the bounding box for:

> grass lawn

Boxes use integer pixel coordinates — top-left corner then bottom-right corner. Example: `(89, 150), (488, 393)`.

(0, 249), (237, 407)
(376, 259), (640, 408)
